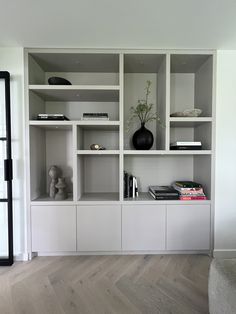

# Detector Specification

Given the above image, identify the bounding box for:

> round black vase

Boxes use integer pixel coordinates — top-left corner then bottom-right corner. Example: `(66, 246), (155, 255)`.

(132, 123), (154, 150)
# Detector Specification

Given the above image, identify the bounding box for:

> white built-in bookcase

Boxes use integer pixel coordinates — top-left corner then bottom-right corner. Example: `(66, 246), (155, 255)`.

(25, 49), (215, 256)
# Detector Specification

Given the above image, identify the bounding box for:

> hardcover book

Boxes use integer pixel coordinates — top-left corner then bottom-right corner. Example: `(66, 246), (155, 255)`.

(174, 181), (202, 188)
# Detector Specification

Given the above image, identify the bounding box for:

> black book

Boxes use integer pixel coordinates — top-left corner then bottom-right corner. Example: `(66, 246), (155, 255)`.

(149, 190), (179, 200)
(174, 181), (202, 188)
(37, 114), (70, 121)
(129, 175), (133, 198)
(83, 113), (108, 117)
(170, 145), (202, 150)
(149, 185), (179, 196)
(124, 172), (129, 198)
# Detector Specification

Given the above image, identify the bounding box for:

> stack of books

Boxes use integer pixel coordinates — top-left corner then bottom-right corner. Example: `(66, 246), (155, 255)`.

(149, 186), (179, 200)
(81, 113), (109, 120)
(172, 181), (207, 200)
(37, 114), (69, 121)
(124, 172), (138, 198)
(170, 141), (202, 150)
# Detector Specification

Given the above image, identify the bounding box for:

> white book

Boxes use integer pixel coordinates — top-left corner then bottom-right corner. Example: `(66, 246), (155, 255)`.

(38, 113), (64, 117)
(81, 117), (110, 121)
(132, 177), (136, 198)
(170, 141), (202, 146)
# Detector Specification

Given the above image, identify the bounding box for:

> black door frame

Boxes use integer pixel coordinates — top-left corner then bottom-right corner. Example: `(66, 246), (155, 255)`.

(0, 71), (13, 266)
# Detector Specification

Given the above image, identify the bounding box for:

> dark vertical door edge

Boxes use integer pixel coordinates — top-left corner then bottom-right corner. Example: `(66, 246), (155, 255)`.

(0, 71), (13, 266)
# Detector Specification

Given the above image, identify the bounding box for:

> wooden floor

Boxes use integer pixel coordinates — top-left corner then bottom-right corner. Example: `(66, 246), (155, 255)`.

(0, 255), (211, 314)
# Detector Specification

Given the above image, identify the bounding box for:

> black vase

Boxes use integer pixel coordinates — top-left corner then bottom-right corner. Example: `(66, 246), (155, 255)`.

(132, 123), (154, 150)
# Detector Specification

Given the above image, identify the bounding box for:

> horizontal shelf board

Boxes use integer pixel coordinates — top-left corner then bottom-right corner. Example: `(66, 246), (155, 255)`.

(29, 85), (119, 102)
(124, 150), (167, 155)
(29, 85), (120, 90)
(78, 192), (119, 202)
(167, 150), (212, 155)
(77, 150), (120, 155)
(77, 121), (120, 130)
(169, 117), (212, 127)
(124, 150), (212, 155)
(31, 194), (74, 205)
(29, 121), (73, 130)
(124, 192), (211, 205)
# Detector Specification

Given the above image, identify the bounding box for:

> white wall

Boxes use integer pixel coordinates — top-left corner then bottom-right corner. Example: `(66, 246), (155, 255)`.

(0, 48), (26, 260)
(214, 50), (236, 257)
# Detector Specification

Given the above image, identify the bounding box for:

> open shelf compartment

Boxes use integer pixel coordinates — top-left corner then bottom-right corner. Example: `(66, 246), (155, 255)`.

(170, 54), (213, 117)
(28, 88), (120, 121)
(77, 123), (120, 151)
(28, 52), (120, 86)
(30, 124), (73, 202)
(124, 155), (212, 201)
(124, 54), (167, 150)
(169, 121), (212, 150)
(77, 154), (120, 202)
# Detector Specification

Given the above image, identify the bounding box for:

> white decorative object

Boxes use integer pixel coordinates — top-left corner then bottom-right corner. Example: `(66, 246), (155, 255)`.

(170, 108), (202, 117)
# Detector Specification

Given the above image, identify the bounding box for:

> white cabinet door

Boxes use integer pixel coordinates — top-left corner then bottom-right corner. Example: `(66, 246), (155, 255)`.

(77, 205), (121, 251)
(31, 205), (76, 252)
(122, 205), (166, 251)
(167, 205), (211, 250)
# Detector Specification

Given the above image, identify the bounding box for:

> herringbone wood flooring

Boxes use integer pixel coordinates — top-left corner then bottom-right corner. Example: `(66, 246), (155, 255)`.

(0, 255), (211, 314)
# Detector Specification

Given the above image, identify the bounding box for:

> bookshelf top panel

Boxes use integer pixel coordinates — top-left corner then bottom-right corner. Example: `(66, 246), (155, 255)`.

(29, 53), (119, 73)
(124, 54), (165, 73)
(171, 54), (212, 73)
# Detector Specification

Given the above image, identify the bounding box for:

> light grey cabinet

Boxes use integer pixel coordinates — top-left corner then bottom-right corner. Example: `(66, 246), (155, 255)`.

(31, 205), (76, 252)
(77, 205), (121, 251)
(122, 205), (166, 250)
(167, 204), (211, 250)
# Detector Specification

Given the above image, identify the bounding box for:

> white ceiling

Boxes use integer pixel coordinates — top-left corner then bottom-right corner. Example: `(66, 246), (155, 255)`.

(0, 0), (236, 49)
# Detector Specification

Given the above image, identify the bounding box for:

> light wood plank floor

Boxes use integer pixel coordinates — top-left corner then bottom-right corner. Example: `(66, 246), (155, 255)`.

(0, 255), (211, 314)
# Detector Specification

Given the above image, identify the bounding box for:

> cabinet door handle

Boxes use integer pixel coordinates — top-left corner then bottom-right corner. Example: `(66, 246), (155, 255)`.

(4, 159), (13, 181)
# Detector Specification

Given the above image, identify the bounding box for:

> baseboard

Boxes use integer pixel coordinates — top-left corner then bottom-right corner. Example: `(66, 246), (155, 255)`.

(36, 250), (210, 257)
(14, 253), (29, 261)
(213, 249), (236, 258)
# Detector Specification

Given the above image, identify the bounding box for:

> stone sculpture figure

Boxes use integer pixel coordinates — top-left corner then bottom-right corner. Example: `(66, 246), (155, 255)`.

(55, 177), (68, 200)
(48, 165), (60, 198)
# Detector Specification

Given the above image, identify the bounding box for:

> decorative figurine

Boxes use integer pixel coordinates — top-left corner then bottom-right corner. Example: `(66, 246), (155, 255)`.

(48, 165), (60, 198)
(55, 177), (68, 200)
(90, 144), (106, 150)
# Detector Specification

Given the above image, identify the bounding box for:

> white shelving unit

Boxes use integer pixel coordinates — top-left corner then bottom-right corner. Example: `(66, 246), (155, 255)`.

(25, 49), (215, 256)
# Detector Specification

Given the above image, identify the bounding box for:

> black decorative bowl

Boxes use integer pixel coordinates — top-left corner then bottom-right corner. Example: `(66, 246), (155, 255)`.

(48, 77), (72, 85)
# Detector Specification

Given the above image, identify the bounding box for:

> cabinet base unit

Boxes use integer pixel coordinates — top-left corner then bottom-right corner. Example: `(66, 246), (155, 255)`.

(31, 205), (76, 252)
(122, 205), (166, 251)
(77, 205), (121, 251)
(166, 205), (211, 250)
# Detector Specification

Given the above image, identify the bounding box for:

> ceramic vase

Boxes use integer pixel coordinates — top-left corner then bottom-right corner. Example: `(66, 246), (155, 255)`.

(132, 122), (154, 150)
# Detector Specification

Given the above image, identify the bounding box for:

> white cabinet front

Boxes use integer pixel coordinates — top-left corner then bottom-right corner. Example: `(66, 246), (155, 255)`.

(167, 204), (211, 250)
(77, 205), (121, 251)
(31, 205), (76, 252)
(122, 205), (166, 251)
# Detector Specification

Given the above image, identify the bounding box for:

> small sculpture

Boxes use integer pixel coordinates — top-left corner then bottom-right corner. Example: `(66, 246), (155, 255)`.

(55, 177), (68, 200)
(170, 108), (202, 117)
(90, 144), (106, 150)
(48, 165), (60, 198)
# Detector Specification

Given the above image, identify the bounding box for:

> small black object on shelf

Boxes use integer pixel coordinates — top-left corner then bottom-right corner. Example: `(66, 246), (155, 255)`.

(48, 77), (72, 85)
